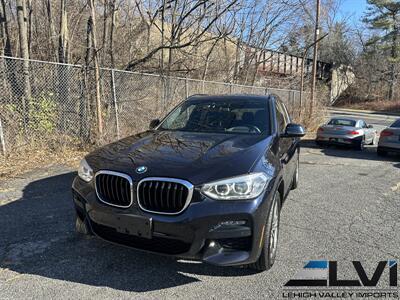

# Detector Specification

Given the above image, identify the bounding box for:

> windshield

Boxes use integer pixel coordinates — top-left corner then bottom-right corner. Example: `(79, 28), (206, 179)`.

(328, 119), (356, 127)
(159, 98), (270, 135)
(390, 119), (400, 128)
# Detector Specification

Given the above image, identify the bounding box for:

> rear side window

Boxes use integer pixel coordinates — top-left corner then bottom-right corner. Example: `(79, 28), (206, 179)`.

(390, 119), (400, 128)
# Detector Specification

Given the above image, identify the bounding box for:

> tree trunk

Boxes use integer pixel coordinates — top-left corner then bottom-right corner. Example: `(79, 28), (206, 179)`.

(45, 0), (58, 61)
(85, 17), (93, 132)
(0, 0), (11, 56)
(27, 0), (32, 56)
(101, 0), (108, 65)
(388, 16), (398, 102)
(58, 0), (68, 63)
(16, 0), (31, 131)
(109, 0), (116, 68)
(88, 0), (103, 137)
(202, 39), (219, 81)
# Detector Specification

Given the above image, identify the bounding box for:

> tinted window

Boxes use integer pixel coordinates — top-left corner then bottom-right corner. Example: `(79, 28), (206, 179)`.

(390, 119), (400, 128)
(328, 119), (356, 127)
(160, 98), (270, 135)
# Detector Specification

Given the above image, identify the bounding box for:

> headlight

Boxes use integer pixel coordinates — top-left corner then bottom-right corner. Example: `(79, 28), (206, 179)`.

(201, 173), (270, 200)
(78, 158), (94, 182)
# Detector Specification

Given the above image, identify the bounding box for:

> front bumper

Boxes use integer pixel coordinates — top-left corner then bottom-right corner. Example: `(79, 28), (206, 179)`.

(72, 176), (274, 267)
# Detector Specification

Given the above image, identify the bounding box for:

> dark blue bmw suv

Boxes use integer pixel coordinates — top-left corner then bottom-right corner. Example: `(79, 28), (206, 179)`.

(72, 94), (305, 271)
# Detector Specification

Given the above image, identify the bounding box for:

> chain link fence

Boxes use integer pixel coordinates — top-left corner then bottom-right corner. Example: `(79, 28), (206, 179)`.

(0, 56), (305, 156)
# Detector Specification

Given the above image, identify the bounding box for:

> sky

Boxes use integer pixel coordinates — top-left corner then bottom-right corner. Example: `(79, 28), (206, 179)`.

(339, 0), (368, 23)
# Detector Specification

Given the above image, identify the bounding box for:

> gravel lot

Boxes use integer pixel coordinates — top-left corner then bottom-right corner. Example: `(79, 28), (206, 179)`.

(0, 111), (399, 299)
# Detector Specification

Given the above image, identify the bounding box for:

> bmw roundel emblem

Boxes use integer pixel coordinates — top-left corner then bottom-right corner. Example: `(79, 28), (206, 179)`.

(136, 166), (147, 174)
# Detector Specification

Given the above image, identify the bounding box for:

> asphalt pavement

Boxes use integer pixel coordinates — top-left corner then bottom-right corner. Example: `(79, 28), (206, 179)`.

(0, 110), (399, 299)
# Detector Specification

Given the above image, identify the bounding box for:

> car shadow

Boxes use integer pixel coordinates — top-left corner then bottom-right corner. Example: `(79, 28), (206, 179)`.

(0, 172), (257, 293)
(300, 139), (400, 163)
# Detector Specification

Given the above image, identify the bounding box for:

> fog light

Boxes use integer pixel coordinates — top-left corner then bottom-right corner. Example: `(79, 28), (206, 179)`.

(209, 241), (216, 247)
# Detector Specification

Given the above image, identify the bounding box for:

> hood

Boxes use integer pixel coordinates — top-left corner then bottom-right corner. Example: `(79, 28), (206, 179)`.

(86, 130), (271, 185)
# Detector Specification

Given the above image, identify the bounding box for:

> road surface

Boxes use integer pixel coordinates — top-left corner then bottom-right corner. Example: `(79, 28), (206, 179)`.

(0, 110), (399, 299)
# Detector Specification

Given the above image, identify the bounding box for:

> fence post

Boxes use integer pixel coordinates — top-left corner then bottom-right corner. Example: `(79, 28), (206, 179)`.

(161, 75), (166, 110)
(185, 77), (189, 98)
(0, 117), (6, 156)
(290, 90), (295, 116)
(111, 69), (120, 140)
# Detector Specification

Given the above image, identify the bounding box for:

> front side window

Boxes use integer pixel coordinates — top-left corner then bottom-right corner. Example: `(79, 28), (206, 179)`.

(159, 98), (271, 135)
(359, 120), (367, 128)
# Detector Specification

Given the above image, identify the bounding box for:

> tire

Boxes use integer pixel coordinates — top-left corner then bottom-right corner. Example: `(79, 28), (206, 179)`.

(377, 147), (387, 157)
(316, 141), (324, 147)
(355, 136), (365, 151)
(291, 155), (299, 190)
(370, 134), (376, 146)
(248, 190), (281, 271)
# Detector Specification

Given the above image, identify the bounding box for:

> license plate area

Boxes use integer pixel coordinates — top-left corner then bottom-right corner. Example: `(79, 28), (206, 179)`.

(90, 211), (152, 239)
(330, 138), (344, 142)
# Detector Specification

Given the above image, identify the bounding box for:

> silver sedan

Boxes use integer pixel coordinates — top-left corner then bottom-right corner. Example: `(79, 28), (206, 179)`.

(316, 117), (377, 150)
(377, 118), (400, 156)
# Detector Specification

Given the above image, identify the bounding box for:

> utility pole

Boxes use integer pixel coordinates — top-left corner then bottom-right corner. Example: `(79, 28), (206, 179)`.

(310, 0), (321, 117)
(299, 33), (328, 118)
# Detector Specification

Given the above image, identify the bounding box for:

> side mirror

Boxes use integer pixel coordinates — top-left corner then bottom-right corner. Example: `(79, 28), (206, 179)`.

(367, 124), (373, 129)
(281, 123), (306, 138)
(149, 119), (160, 129)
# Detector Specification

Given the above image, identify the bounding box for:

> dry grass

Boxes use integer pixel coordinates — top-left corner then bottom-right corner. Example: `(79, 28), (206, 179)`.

(337, 99), (400, 113)
(0, 145), (88, 180)
(293, 103), (327, 134)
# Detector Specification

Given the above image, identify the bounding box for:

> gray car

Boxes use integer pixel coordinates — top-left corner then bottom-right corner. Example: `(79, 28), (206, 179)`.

(377, 118), (400, 156)
(316, 117), (377, 150)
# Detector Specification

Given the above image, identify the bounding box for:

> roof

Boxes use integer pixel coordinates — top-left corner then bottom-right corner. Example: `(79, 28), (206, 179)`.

(187, 94), (272, 102)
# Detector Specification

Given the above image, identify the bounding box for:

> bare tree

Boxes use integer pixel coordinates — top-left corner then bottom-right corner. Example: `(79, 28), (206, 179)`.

(88, 0), (103, 136)
(109, 0), (116, 68)
(44, 0), (58, 61)
(0, 0), (12, 56)
(58, 0), (69, 63)
(125, 0), (239, 71)
(16, 0), (31, 127)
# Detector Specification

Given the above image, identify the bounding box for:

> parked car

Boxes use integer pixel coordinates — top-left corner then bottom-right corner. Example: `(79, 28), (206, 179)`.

(316, 117), (377, 150)
(72, 94), (305, 271)
(377, 118), (400, 156)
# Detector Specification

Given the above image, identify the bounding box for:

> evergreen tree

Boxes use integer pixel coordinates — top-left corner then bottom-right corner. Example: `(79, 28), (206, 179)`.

(364, 0), (400, 101)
